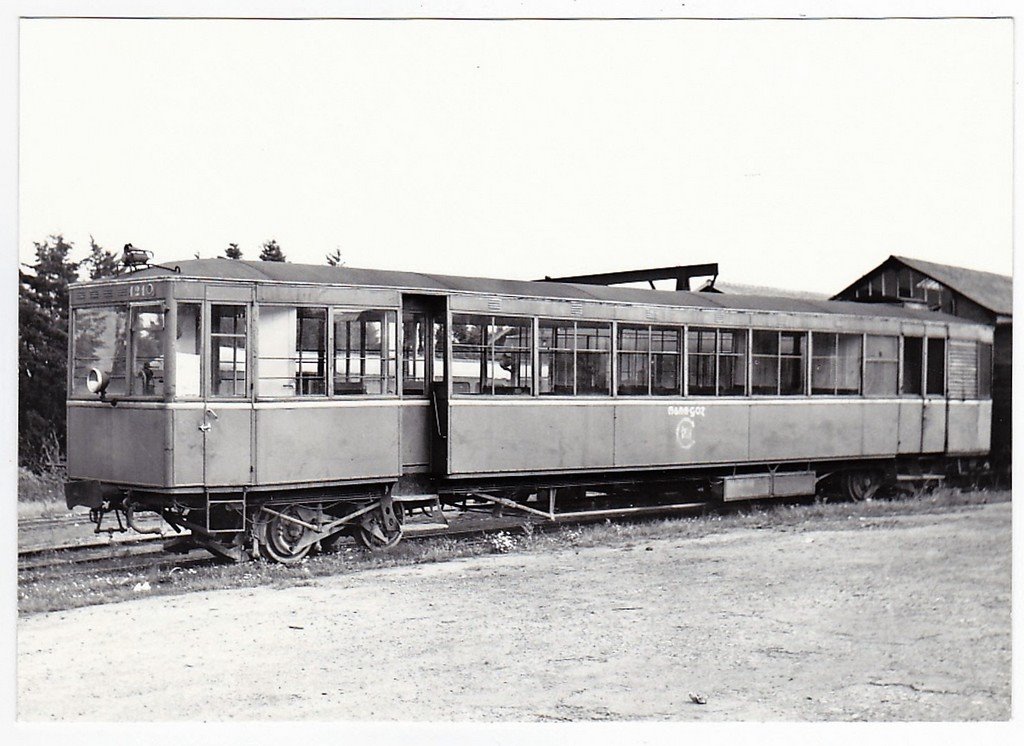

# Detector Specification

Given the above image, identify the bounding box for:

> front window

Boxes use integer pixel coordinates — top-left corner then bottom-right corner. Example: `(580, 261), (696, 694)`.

(71, 306), (129, 397)
(129, 305), (166, 396)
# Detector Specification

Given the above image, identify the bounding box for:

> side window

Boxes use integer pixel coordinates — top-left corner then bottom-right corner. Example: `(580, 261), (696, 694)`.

(575, 323), (611, 395)
(129, 305), (166, 396)
(651, 327), (682, 396)
(779, 332), (806, 395)
(902, 336), (923, 395)
(210, 304), (247, 397)
(752, 330), (806, 395)
(454, 315), (533, 395)
(539, 320), (610, 396)
(539, 320), (574, 395)
(617, 326), (650, 395)
(491, 317), (532, 394)
(686, 328), (746, 396)
(812, 333), (862, 395)
(686, 328), (717, 396)
(451, 315), (488, 394)
(296, 308), (327, 395)
(717, 329), (747, 396)
(864, 335), (898, 396)
(926, 337), (945, 396)
(259, 306), (391, 397)
(751, 331), (780, 395)
(257, 306), (297, 396)
(811, 333), (837, 395)
(333, 309), (397, 395)
(175, 302), (202, 397)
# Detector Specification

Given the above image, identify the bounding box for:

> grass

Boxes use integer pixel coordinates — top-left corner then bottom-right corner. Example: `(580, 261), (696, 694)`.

(18, 487), (1010, 616)
(17, 466), (69, 520)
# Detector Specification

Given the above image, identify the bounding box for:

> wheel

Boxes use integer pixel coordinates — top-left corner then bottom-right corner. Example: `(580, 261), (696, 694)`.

(841, 471), (882, 502)
(355, 504), (404, 550)
(259, 506), (314, 563)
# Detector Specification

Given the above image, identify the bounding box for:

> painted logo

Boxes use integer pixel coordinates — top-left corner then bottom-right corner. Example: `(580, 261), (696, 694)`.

(675, 417), (696, 449)
(668, 405), (705, 450)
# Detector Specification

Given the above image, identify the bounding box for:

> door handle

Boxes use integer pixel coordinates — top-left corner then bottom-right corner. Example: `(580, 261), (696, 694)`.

(198, 408), (218, 432)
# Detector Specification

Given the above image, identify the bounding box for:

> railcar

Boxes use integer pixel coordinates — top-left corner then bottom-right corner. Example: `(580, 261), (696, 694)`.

(64, 258), (993, 562)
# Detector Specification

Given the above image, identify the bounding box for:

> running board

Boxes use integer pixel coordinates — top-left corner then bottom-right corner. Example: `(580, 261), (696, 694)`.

(465, 492), (705, 522)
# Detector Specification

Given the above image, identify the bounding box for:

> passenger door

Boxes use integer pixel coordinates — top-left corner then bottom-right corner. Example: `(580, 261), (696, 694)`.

(399, 294), (449, 475)
(202, 301), (253, 487)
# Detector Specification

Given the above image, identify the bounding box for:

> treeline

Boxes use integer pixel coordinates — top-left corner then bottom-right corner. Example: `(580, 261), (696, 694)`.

(18, 236), (345, 472)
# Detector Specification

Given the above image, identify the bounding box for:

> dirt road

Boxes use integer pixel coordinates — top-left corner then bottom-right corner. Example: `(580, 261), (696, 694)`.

(17, 502), (1011, 721)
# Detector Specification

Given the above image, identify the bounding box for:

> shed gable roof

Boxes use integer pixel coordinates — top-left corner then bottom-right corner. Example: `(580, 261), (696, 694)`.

(834, 255), (1012, 317)
(892, 256), (1012, 317)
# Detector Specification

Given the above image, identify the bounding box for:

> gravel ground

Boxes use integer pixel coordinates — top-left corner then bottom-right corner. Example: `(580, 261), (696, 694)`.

(17, 501), (1011, 722)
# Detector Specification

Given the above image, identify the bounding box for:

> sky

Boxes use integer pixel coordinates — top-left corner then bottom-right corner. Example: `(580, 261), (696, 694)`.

(18, 15), (1014, 294)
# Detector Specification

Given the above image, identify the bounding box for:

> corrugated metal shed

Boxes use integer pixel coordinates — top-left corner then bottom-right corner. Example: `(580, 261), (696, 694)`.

(119, 258), (969, 324)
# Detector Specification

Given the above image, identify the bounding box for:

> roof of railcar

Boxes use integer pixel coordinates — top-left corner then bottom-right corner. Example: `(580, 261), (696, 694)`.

(121, 258), (972, 324)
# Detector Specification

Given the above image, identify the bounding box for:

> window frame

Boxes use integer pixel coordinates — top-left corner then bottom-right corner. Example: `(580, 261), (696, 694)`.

(864, 334), (900, 398)
(810, 332), (863, 397)
(450, 313), (534, 396)
(127, 303), (168, 399)
(208, 302), (249, 399)
(538, 318), (612, 397)
(901, 335), (924, 397)
(330, 306), (399, 398)
(254, 303), (400, 401)
(173, 300), (204, 400)
(616, 324), (683, 397)
(925, 336), (946, 397)
(750, 329), (806, 397)
(68, 303), (131, 400)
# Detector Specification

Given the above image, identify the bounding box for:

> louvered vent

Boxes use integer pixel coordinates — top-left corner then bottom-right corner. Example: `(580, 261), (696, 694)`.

(569, 302), (583, 316)
(487, 297), (502, 312)
(947, 341), (977, 399)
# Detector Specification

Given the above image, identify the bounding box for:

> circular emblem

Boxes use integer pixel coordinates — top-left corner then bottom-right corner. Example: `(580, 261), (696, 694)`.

(675, 417), (695, 449)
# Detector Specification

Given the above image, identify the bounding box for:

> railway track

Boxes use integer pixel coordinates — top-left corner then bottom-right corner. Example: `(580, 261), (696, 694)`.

(19, 497), (714, 577)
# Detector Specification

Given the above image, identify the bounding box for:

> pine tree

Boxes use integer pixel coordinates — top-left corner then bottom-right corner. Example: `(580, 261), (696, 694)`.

(19, 235), (80, 470)
(259, 239), (286, 262)
(325, 248), (344, 267)
(225, 243), (243, 260)
(82, 235), (121, 280)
